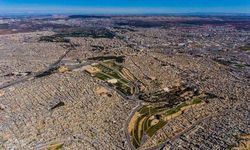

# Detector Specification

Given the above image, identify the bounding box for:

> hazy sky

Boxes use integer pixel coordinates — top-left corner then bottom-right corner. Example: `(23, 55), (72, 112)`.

(0, 0), (250, 14)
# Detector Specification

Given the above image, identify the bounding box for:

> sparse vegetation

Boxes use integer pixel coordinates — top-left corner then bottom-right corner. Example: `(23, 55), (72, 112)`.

(192, 98), (202, 104)
(1, 15), (249, 150)
(39, 35), (70, 43)
(129, 94), (206, 148)
(239, 43), (250, 51)
(39, 27), (116, 43)
(47, 143), (64, 150)
(85, 57), (140, 96)
(0, 23), (9, 29)
(147, 120), (167, 137)
(88, 56), (125, 63)
(235, 63), (245, 69)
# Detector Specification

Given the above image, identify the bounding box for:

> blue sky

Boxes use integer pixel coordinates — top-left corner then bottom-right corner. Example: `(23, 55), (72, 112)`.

(0, 0), (250, 14)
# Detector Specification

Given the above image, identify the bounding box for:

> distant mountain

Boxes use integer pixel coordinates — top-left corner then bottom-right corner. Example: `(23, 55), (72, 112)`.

(68, 15), (111, 19)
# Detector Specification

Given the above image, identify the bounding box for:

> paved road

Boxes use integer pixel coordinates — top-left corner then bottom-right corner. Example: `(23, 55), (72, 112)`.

(145, 105), (238, 150)
(0, 43), (76, 90)
(124, 104), (142, 150)
(123, 105), (210, 150)
(145, 115), (212, 150)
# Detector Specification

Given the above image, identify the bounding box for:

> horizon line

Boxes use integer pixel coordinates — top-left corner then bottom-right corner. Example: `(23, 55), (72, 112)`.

(0, 6), (250, 15)
(1, 12), (250, 17)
